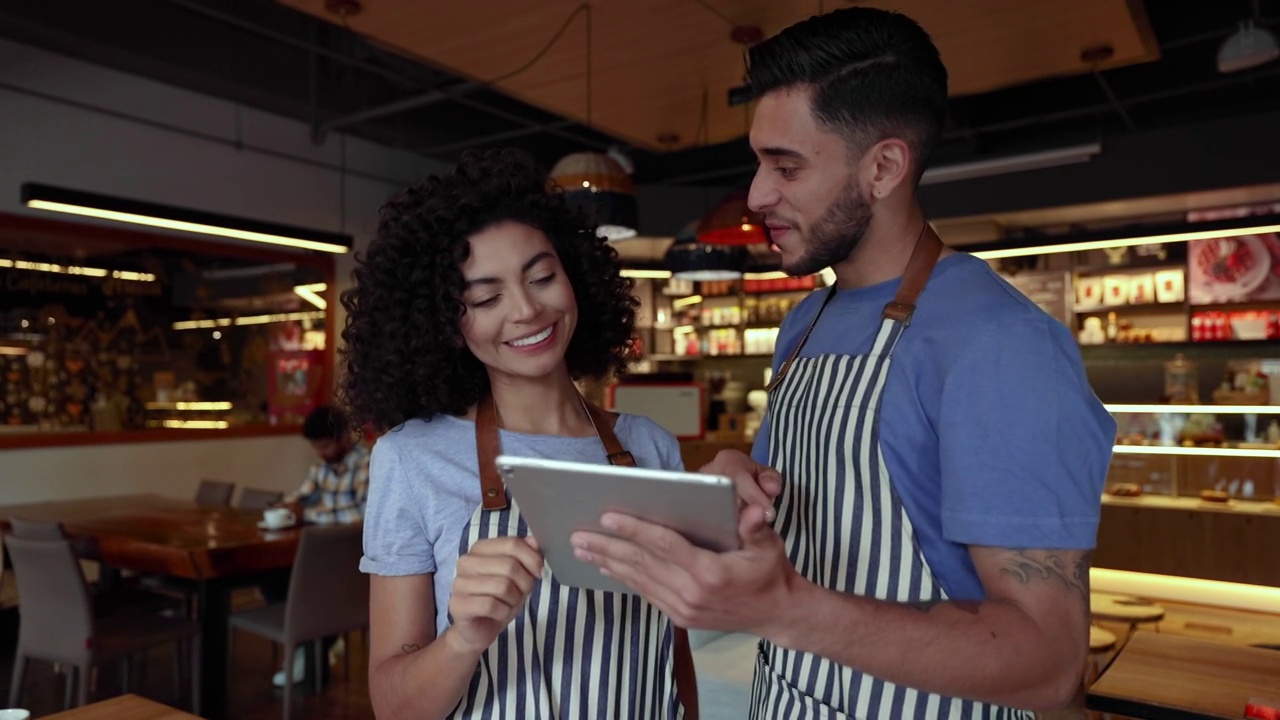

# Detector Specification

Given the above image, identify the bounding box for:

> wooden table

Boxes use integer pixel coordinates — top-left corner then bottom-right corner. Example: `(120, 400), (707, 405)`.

(0, 494), (301, 720)
(1087, 631), (1280, 719)
(41, 693), (201, 719)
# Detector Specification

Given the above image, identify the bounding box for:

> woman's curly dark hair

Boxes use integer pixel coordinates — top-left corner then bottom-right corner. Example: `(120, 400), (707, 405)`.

(339, 148), (638, 432)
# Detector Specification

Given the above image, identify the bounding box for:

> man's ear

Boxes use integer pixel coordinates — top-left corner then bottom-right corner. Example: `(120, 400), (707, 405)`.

(862, 137), (912, 200)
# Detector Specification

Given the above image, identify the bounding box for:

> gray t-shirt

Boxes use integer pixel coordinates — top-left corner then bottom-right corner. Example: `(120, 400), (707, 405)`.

(359, 412), (684, 636)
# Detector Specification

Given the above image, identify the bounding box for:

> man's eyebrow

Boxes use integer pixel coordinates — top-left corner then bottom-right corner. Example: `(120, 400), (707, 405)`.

(757, 147), (806, 161)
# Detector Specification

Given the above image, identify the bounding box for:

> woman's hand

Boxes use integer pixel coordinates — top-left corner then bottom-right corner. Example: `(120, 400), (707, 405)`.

(445, 536), (544, 654)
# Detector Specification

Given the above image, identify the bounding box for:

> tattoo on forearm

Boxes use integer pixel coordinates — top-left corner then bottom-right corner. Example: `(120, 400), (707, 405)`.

(401, 643), (422, 654)
(999, 550), (1092, 607)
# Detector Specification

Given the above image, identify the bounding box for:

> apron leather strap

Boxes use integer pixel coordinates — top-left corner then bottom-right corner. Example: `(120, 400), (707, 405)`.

(766, 222), (944, 393)
(882, 223), (944, 325)
(472, 393), (699, 716)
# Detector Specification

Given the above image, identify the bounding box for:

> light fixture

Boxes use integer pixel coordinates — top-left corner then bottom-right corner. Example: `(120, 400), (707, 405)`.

(1106, 403), (1280, 415)
(920, 143), (1102, 186)
(21, 183), (353, 254)
(0, 257), (156, 282)
(172, 310), (325, 331)
(697, 190), (768, 245)
(1111, 445), (1280, 459)
(548, 152), (639, 241)
(672, 295), (704, 309)
(1218, 14), (1279, 73)
(145, 401), (234, 411)
(665, 224), (748, 280)
(160, 419), (230, 429)
(619, 269), (673, 279)
(967, 215), (1280, 261)
(293, 282), (328, 310)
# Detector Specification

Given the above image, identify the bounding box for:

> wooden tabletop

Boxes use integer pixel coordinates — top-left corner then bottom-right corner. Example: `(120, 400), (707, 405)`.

(0, 493), (300, 580)
(1088, 631), (1280, 719)
(40, 693), (201, 719)
(1090, 592), (1166, 623)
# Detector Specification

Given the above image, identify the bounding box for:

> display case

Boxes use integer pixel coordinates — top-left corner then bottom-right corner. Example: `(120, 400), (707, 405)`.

(1106, 404), (1280, 503)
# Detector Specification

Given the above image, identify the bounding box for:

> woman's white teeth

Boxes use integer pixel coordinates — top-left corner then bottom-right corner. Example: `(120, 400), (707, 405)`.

(509, 326), (553, 347)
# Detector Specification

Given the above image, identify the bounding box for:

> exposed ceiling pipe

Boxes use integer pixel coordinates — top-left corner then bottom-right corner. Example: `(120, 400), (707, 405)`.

(419, 119), (576, 155)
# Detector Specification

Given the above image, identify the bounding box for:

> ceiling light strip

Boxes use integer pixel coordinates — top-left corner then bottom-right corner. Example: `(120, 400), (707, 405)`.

(1106, 403), (1280, 415)
(1111, 445), (1280, 459)
(172, 311), (325, 331)
(971, 223), (1280, 261)
(293, 282), (328, 310)
(21, 183), (353, 254)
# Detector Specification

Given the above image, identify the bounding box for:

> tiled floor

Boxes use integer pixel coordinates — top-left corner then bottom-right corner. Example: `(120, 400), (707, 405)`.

(0, 598), (374, 719)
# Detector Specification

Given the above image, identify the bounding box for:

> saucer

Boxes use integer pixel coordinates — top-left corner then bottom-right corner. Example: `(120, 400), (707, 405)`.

(257, 520), (295, 530)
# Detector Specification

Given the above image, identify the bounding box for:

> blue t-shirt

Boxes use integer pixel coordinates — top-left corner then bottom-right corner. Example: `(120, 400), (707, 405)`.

(360, 412), (684, 636)
(751, 252), (1115, 601)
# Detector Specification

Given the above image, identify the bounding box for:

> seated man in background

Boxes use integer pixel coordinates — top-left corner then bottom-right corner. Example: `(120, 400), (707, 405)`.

(266, 404), (370, 687)
(282, 404), (370, 525)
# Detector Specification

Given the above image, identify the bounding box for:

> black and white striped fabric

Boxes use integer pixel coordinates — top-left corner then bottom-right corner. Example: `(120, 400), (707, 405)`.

(450, 500), (685, 720)
(749, 316), (1033, 720)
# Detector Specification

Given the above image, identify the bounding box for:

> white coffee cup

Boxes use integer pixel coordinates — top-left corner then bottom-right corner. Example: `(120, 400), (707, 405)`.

(262, 507), (295, 528)
(0, 709), (32, 720)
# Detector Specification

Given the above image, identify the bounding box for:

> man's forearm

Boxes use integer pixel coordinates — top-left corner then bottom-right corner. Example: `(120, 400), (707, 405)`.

(765, 579), (1081, 710)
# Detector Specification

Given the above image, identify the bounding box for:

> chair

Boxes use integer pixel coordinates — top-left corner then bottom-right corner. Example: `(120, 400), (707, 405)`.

(228, 524), (368, 720)
(4, 535), (202, 712)
(195, 480), (236, 508)
(7, 518), (183, 618)
(237, 487), (285, 512)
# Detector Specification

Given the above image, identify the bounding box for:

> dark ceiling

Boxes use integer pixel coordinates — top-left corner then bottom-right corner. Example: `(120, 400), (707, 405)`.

(2, 0), (1279, 188)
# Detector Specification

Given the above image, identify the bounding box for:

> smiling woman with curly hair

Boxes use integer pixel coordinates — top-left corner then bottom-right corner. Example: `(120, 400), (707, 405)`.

(343, 148), (699, 720)
(340, 148), (637, 431)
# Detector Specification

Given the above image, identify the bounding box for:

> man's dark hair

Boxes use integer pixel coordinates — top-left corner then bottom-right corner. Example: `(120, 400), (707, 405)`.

(302, 405), (350, 442)
(746, 7), (949, 181)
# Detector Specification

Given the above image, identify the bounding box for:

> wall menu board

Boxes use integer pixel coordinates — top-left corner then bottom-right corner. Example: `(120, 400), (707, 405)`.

(1002, 270), (1072, 327)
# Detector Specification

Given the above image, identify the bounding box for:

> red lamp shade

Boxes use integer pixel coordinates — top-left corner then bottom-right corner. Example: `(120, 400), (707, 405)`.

(696, 190), (767, 246)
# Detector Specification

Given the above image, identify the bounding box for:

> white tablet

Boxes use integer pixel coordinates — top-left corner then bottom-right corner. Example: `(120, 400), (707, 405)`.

(495, 454), (741, 596)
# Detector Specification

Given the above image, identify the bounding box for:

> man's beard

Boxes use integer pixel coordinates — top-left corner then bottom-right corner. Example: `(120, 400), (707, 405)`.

(780, 181), (872, 277)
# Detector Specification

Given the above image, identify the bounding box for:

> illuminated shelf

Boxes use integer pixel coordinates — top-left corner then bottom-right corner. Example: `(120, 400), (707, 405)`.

(1105, 404), (1280, 415)
(1111, 445), (1280, 459)
(144, 401), (233, 411)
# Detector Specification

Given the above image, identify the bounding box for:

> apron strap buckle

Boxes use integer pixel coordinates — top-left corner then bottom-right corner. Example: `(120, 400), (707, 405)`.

(882, 300), (917, 325)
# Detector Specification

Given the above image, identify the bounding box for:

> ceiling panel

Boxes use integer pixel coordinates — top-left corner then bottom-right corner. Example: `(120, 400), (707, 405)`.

(277, 0), (1159, 150)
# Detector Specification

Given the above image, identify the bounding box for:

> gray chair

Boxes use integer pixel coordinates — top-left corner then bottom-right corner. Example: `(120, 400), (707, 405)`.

(228, 524), (368, 720)
(7, 518), (182, 618)
(4, 535), (202, 712)
(237, 487), (285, 512)
(195, 479), (236, 508)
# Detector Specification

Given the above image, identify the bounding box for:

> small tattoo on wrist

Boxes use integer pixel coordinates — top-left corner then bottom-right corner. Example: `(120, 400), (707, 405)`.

(401, 643), (421, 654)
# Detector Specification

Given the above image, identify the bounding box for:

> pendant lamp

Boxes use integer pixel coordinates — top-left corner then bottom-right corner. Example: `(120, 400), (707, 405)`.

(547, 153), (639, 241)
(664, 221), (747, 280)
(696, 189), (768, 246)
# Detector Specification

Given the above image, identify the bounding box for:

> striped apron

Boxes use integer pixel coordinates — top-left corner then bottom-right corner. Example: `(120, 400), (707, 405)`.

(749, 227), (1034, 720)
(448, 395), (686, 720)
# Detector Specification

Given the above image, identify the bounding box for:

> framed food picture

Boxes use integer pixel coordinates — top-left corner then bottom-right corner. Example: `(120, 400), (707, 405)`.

(1153, 268), (1186, 304)
(1075, 275), (1104, 309)
(1102, 274), (1130, 306)
(1128, 273), (1155, 305)
(1188, 233), (1280, 305)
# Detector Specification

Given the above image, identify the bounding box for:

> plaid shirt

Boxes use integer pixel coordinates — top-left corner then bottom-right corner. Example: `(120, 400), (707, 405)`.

(288, 443), (370, 525)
